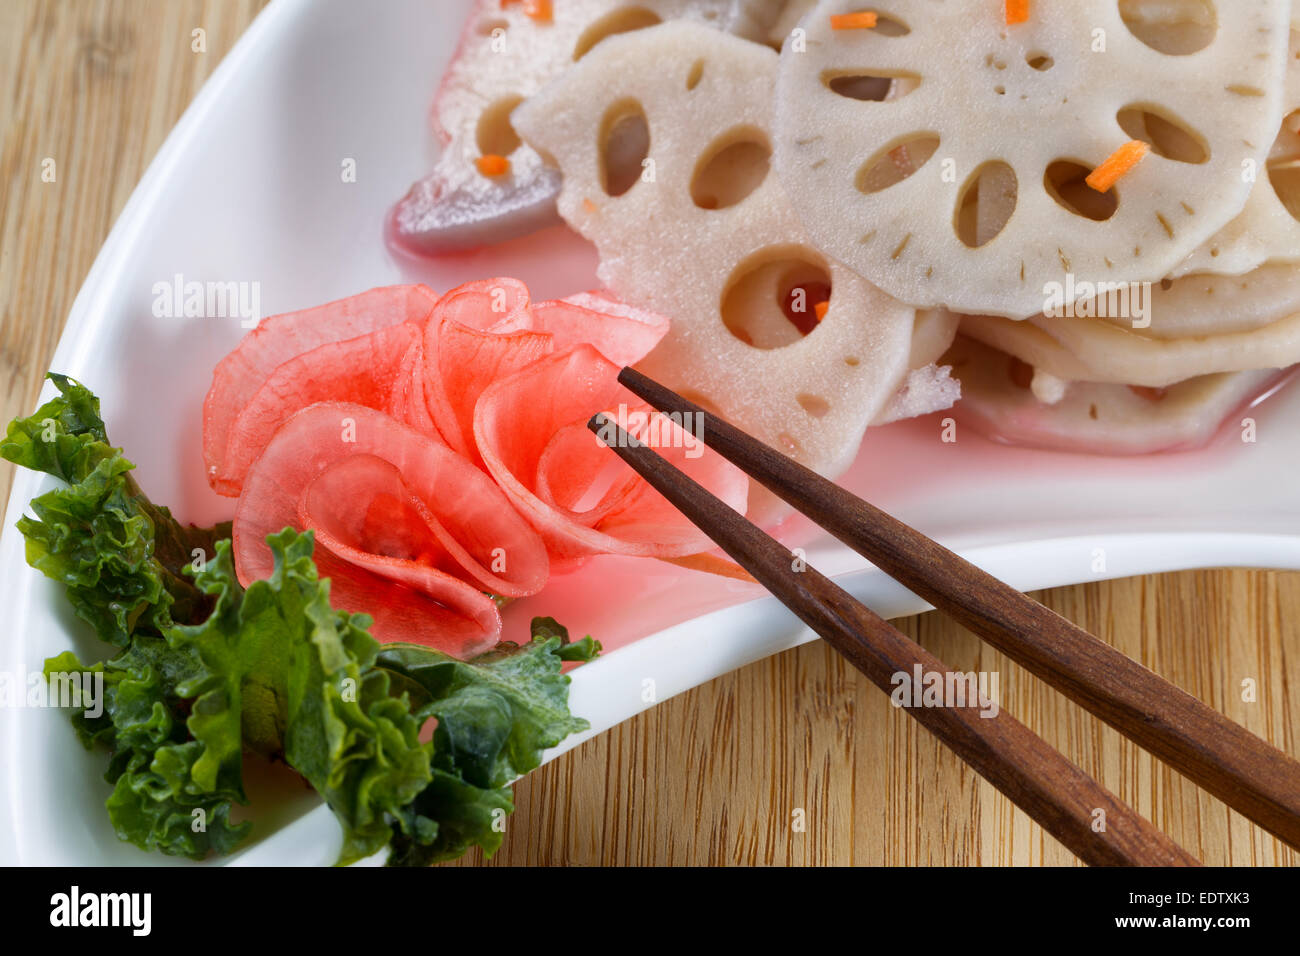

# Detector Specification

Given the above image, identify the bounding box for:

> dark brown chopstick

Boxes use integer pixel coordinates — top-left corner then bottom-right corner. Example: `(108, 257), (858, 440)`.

(588, 413), (1197, 866)
(616, 365), (1300, 852)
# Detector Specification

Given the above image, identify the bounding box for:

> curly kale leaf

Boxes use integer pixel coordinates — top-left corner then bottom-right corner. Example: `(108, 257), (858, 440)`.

(1, 374), (226, 645)
(377, 618), (600, 865)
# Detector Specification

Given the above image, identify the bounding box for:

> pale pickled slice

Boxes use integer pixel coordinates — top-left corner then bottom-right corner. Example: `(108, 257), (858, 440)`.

(960, 263), (1300, 387)
(515, 21), (917, 488)
(773, 0), (1290, 318)
(391, 0), (775, 254)
(946, 335), (1284, 455)
(1174, 23), (1300, 276)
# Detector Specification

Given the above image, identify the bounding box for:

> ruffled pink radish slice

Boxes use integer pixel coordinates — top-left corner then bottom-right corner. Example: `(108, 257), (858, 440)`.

(945, 336), (1288, 456)
(385, 336), (439, 437)
(235, 403), (549, 653)
(419, 280), (669, 455)
(535, 408), (733, 551)
(237, 402), (548, 596)
(535, 419), (640, 526)
(214, 322), (421, 497)
(434, 276), (535, 332)
(423, 319), (554, 458)
(418, 277), (547, 456)
(203, 284), (437, 491)
(475, 345), (749, 562)
(299, 451), (544, 596)
(314, 543), (498, 657)
(591, 410), (746, 549)
(301, 458), (502, 657)
(534, 293), (670, 366)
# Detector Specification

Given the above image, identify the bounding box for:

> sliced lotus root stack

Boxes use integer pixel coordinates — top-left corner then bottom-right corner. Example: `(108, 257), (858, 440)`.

(1174, 21), (1300, 276)
(772, 0), (1291, 318)
(514, 21), (918, 492)
(945, 335), (1285, 455)
(961, 262), (1300, 388)
(872, 306), (960, 424)
(390, 0), (778, 254)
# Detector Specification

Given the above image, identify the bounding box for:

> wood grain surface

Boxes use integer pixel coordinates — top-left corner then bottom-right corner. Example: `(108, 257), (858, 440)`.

(1, 0), (1295, 867)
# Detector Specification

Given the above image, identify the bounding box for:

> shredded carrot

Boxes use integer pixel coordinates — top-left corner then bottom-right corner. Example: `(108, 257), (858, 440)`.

(830, 11), (878, 30)
(500, 0), (552, 19)
(814, 300), (830, 321)
(581, 197), (599, 214)
(1005, 0), (1029, 25)
(524, 0), (552, 22)
(1086, 140), (1150, 193)
(476, 154), (511, 177)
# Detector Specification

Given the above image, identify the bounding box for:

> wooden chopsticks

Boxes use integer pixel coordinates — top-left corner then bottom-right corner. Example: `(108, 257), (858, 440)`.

(589, 366), (1300, 864)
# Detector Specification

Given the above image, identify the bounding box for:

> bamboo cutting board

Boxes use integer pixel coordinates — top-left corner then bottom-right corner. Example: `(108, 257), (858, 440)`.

(0, 0), (1294, 867)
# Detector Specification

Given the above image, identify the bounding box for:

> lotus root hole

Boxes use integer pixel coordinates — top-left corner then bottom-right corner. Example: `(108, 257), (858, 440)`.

(823, 71), (921, 102)
(599, 99), (650, 198)
(1045, 160), (1119, 221)
(1268, 110), (1300, 221)
(955, 161), (1018, 248)
(476, 95), (526, 157)
(1026, 53), (1054, 71)
(796, 394), (831, 418)
(720, 247), (832, 348)
(856, 133), (941, 194)
(574, 7), (663, 60)
(1118, 0), (1218, 56)
(686, 59), (705, 91)
(1117, 105), (1209, 163)
(691, 128), (771, 210)
(870, 13), (911, 37)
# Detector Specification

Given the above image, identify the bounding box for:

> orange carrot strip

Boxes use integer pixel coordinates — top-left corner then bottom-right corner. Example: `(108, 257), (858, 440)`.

(1005, 0), (1029, 25)
(814, 300), (830, 321)
(830, 11), (878, 30)
(1086, 140), (1150, 193)
(524, 0), (552, 22)
(476, 154), (511, 177)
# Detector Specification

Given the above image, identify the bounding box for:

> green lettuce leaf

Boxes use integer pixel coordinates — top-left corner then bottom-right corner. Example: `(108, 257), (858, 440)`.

(171, 529), (435, 865)
(377, 618), (600, 866)
(43, 643), (251, 860)
(1, 373), (227, 645)
(38, 529), (599, 865)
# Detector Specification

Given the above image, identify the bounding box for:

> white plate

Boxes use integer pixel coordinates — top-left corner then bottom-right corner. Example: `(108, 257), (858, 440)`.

(4, 0), (1300, 866)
